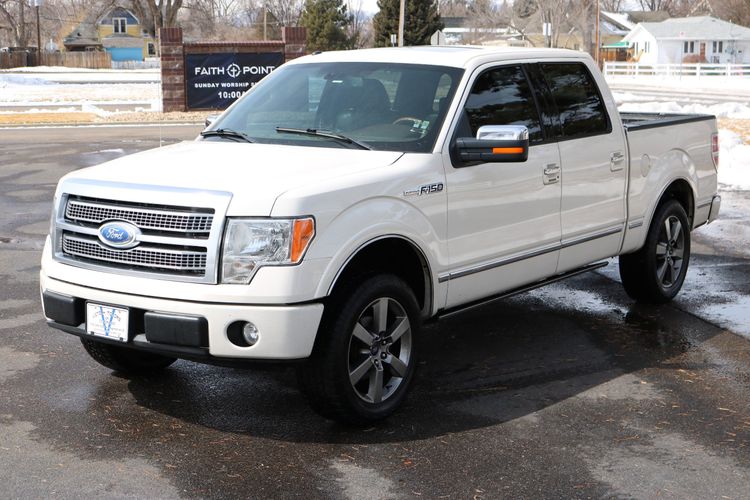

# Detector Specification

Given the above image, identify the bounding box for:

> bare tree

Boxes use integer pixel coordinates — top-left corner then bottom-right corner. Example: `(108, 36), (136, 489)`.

(636, 0), (675, 12)
(265, 0), (303, 26)
(600, 0), (625, 12)
(346, 0), (371, 47)
(566, 0), (596, 54)
(0, 0), (28, 46)
(714, 0), (750, 26)
(132, 0), (183, 29)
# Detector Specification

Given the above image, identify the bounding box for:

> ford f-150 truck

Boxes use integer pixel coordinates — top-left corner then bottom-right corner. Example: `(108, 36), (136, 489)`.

(41, 46), (721, 424)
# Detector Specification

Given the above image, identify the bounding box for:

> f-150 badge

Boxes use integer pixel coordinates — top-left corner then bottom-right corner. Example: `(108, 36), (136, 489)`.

(404, 183), (444, 197)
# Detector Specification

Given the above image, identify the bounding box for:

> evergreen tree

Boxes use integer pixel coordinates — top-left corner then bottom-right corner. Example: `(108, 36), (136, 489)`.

(300, 0), (353, 52)
(372, 0), (443, 47)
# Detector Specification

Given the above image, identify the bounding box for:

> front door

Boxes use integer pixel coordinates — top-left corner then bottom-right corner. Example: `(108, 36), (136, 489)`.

(443, 64), (562, 308)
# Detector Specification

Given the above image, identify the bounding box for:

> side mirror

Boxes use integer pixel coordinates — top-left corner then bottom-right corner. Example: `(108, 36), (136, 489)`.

(455, 125), (529, 164)
(204, 114), (220, 128)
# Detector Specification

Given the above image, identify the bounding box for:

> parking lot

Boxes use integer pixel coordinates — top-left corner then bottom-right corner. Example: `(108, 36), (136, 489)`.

(1, 124), (749, 498)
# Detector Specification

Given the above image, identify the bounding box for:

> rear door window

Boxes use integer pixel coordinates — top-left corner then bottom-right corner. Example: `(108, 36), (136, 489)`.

(540, 62), (610, 139)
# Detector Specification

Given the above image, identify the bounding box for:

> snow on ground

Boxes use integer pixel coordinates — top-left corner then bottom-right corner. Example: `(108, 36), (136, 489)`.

(605, 75), (750, 92)
(0, 66), (159, 83)
(717, 130), (750, 191)
(0, 81), (159, 104)
(0, 67), (160, 107)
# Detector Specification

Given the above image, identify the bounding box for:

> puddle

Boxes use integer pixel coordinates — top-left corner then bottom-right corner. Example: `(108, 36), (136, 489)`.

(698, 294), (750, 339)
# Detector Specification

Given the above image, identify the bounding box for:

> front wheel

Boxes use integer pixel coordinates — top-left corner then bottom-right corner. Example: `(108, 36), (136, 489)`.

(297, 274), (420, 425)
(619, 199), (691, 304)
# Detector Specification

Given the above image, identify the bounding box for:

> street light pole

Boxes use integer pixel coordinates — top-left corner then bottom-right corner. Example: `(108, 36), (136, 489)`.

(398, 0), (405, 47)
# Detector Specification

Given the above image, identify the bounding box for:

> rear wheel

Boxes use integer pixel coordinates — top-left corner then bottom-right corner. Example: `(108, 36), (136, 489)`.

(297, 274), (420, 425)
(80, 338), (176, 374)
(619, 199), (691, 304)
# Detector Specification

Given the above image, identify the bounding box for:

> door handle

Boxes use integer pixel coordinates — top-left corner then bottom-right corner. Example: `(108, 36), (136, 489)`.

(610, 151), (625, 172)
(543, 163), (560, 185)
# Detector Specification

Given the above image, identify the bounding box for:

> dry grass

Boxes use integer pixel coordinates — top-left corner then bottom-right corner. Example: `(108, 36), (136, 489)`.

(94, 111), (209, 124)
(0, 110), (207, 126)
(0, 112), (98, 125)
(718, 118), (750, 143)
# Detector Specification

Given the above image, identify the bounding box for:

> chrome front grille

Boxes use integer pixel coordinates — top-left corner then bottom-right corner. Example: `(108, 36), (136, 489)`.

(65, 198), (213, 234)
(62, 233), (207, 273)
(53, 185), (231, 284)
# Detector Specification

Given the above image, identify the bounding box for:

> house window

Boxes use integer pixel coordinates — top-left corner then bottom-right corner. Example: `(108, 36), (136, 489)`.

(113, 18), (127, 34)
(683, 41), (695, 53)
(712, 41), (723, 53)
(634, 42), (639, 53)
(644, 41), (650, 53)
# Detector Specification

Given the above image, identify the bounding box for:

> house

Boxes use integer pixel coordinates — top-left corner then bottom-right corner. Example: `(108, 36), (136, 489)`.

(622, 16), (750, 64)
(63, 7), (156, 62)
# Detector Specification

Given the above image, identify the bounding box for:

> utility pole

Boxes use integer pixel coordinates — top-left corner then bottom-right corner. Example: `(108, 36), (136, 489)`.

(263, 4), (267, 40)
(398, 0), (405, 47)
(18, 0), (26, 47)
(35, 0), (42, 65)
(595, 0), (600, 65)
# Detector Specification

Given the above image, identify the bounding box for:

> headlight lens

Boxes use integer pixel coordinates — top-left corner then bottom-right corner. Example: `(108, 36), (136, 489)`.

(221, 217), (315, 284)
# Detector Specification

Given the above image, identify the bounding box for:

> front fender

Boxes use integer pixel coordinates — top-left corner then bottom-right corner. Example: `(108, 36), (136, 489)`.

(310, 196), (445, 304)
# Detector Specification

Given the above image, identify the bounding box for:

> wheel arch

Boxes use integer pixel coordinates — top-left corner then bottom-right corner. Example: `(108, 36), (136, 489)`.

(325, 235), (434, 319)
(657, 178), (695, 225)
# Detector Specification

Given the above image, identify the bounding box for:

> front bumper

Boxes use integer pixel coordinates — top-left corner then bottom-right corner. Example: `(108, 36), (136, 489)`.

(40, 272), (324, 361)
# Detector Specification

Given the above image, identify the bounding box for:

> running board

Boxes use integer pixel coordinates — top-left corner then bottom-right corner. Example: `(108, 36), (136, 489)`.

(436, 261), (608, 320)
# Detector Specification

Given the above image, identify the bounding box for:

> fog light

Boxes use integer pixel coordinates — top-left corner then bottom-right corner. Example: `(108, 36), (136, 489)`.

(242, 322), (260, 346)
(227, 320), (260, 347)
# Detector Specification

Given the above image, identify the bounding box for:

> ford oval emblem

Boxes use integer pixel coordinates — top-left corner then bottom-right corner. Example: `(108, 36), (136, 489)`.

(98, 221), (141, 249)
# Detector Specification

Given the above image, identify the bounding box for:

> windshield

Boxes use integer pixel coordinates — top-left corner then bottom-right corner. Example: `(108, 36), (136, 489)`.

(207, 62), (464, 153)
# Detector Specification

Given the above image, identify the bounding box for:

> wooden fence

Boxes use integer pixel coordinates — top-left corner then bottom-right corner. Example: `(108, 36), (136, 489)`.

(0, 51), (112, 69)
(0, 52), (28, 69)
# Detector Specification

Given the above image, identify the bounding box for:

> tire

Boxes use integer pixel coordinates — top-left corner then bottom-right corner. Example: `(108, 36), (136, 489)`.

(80, 338), (176, 375)
(297, 274), (421, 425)
(619, 199), (691, 304)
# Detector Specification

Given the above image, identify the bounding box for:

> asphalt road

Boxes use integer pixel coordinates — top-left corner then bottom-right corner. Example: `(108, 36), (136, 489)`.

(1, 125), (749, 499)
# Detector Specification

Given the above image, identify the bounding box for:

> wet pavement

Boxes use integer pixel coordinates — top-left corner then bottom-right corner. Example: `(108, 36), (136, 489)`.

(1, 125), (749, 499)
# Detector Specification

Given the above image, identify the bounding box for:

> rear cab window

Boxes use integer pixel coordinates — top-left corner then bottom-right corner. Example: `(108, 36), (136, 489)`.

(539, 62), (611, 139)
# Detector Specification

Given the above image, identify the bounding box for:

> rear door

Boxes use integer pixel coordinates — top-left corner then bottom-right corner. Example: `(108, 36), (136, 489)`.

(536, 61), (628, 273)
(443, 64), (562, 308)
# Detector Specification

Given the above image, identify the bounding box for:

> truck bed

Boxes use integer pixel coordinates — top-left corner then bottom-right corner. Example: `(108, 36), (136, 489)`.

(620, 112), (715, 131)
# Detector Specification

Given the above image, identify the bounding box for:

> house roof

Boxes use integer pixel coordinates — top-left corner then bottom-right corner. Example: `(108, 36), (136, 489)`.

(601, 11), (636, 32)
(637, 16), (750, 40)
(63, 12), (100, 45)
(627, 11), (670, 23)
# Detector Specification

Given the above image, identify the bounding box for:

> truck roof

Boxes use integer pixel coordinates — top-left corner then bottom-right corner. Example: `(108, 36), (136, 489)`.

(289, 45), (589, 69)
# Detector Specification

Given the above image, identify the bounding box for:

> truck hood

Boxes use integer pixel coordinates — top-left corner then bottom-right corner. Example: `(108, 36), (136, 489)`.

(65, 141), (403, 215)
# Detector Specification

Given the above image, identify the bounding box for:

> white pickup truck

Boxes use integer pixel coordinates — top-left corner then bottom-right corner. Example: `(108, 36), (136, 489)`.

(41, 46), (720, 424)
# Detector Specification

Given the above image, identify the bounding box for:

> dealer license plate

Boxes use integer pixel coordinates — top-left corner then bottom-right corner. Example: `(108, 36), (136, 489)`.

(86, 302), (129, 342)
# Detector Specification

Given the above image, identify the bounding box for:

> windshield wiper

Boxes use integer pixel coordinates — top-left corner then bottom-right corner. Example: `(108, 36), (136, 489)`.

(200, 128), (254, 143)
(275, 127), (372, 150)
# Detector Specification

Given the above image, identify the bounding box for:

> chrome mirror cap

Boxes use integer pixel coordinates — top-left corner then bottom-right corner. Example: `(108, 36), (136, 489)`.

(476, 125), (529, 141)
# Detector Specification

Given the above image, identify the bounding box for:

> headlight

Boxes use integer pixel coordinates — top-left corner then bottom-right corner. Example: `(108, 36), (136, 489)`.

(221, 217), (315, 284)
